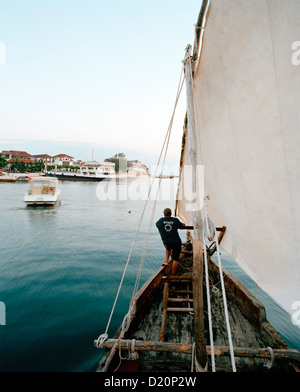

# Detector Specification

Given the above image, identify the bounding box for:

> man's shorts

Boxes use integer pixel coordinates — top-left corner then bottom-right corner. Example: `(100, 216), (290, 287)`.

(163, 242), (182, 261)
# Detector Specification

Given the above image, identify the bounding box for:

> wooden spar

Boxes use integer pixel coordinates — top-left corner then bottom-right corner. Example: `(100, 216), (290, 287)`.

(183, 44), (207, 369)
(95, 339), (300, 362)
(192, 239), (206, 369)
(175, 8), (213, 367)
(192, 0), (211, 73)
(182, 225), (194, 230)
(159, 281), (170, 342)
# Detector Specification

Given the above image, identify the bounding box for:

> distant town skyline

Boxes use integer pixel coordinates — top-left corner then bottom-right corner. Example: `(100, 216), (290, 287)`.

(0, 139), (180, 176)
(0, 138), (172, 168)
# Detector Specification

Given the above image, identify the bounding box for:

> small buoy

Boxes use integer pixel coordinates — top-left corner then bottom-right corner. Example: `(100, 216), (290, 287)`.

(128, 211), (131, 213)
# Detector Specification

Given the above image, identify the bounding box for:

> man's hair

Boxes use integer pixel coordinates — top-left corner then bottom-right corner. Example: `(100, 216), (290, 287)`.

(163, 208), (172, 217)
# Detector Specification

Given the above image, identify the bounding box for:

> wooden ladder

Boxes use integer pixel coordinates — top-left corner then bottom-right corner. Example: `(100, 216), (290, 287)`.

(159, 275), (193, 342)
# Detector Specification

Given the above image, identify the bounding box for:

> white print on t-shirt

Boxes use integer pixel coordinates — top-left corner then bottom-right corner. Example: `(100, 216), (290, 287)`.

(163, 221), (174, 232)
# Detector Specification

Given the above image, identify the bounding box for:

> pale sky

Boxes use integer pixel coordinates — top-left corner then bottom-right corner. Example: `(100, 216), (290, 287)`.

(0, 1), (202, 166)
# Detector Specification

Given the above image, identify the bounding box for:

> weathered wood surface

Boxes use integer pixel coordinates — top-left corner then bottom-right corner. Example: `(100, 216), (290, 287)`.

(132, 262), (173, 321)
(96, 339), (300, 362)
(192, 239), (206, 367)
(159, 282), (170, 342)
(97, 242), (299, 372)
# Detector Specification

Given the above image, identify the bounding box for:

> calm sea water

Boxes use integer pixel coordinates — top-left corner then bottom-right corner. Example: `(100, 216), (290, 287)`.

(0, 177), (299, 372)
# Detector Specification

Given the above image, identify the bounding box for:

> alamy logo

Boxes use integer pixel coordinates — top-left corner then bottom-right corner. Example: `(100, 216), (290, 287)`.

(291, 301), (300, 328)
(291, 41), (300, 66)
(0, 41), (6, 66)
(95, 163), (205, 213)
(0, 301), (6, 325)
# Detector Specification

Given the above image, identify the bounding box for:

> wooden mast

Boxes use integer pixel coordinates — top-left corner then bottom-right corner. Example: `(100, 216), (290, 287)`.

(183, 44), (207, 370)
(192, 0), (211, 72)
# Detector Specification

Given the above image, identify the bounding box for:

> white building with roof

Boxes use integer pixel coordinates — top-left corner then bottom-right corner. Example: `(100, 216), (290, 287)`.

(127, 160), (149, 177)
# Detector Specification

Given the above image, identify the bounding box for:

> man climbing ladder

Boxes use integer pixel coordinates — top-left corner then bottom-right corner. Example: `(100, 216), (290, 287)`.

(156, 208), (186, 275)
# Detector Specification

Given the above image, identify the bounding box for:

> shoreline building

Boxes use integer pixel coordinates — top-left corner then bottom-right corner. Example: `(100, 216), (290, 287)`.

(1, 150), (33, 161)
(31, 154), (53, 163)
(127, 160), (149, 177)
(1, 150), (36, 168)
(52, 154), (75, 166)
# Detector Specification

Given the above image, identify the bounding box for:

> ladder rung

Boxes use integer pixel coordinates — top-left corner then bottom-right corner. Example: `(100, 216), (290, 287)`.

(168, 298), (193, 303)
(167, 307), (194, 312)
(168, 276), (192, 281)
(169, 290), (193, 294)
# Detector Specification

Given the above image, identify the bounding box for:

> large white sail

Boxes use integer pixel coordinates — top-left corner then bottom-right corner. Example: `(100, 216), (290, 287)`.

(178, 0), (300, 316)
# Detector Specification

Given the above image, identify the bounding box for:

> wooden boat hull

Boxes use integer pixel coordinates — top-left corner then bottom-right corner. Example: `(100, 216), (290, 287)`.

(96, 245), (299, 372)
(0, 178), (17, 182)
(24, 201), (59, 207)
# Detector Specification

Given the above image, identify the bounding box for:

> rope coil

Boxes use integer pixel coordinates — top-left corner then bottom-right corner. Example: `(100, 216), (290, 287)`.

(95, 333), (108, 349)
(191, 342), (208, 372)
(130, 339), (139, 360)
(265, 347), (275, 369)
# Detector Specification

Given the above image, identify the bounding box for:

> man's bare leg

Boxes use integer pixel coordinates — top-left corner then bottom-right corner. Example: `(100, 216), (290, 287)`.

(162, 249), (171, 266)
(172, 260), (179, 275)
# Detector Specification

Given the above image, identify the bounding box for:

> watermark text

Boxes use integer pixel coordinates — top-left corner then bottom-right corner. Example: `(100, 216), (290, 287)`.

(0, 301), (6, 325)
(291, 301), (300, 328)
(96, 164), (205, 212)
(291, 41), (300, 66)
(0, 41), (6, 66)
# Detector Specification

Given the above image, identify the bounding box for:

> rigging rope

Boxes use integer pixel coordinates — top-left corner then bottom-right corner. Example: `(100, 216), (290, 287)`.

(215, 232), (237, 372)
(96, 66), (185, 369)
(132, 66), (185, 300)
(203, 195), (236, 372)
(203, 198), (216, 372)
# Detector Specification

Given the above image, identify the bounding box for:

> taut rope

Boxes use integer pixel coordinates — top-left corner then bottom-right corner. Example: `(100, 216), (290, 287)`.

(95, 65), (185, 372)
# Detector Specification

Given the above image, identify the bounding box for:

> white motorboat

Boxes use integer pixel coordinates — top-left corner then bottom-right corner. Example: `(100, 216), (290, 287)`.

(24, 177), (61, 206)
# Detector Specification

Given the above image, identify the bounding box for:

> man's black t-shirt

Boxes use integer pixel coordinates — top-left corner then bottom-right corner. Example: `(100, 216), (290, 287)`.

(156, 217), (184, 244)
